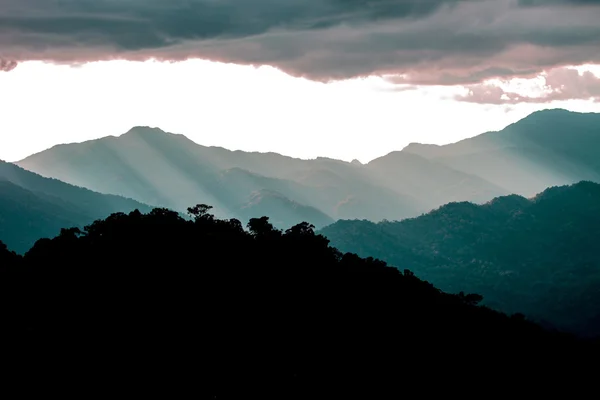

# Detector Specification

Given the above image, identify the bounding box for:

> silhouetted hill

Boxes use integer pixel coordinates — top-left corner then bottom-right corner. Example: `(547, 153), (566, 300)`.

(0, 160), (151, 253)
(16, 125), (505, 225)
(0, 207), (596, 395)
(403, 109), (600, 195)
(320, 181), (600, 337)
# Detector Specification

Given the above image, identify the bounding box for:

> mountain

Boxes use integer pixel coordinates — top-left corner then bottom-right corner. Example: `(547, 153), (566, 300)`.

(320, 181), (600, 337)
(17, 109), (600, 227)
(365, 150), (507, 207)
(403, 109), (600, 196)
(235, 188), (334, 229)
(0, 207), (596, 395)
(16, 126), (506, 227)
(0, 160), (151, 253)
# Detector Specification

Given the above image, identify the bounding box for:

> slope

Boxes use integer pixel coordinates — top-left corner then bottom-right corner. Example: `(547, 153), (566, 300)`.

(236, 189), (335, 229)
(0, 160), (151, 253)
(0, 207), (596, 395)
(320, 181), (600, 336)
(16, 125), (511, 224)
(366, 150), (508, 208)
(403, 109), (600, 195)
(16, 126), (424, 223)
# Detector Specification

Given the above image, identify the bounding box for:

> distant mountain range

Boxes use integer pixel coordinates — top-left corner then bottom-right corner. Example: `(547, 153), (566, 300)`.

(0, 161), (151, 253)
(403, 109), (600, 196)
(320, 181), (600, 337)
(20, 108), (599, 228)
(6, 108), (600, 250)
(3, 107), (600, 337)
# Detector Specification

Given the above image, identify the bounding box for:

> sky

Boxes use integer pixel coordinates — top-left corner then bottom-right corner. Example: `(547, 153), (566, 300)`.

(1, 0), (600, 163)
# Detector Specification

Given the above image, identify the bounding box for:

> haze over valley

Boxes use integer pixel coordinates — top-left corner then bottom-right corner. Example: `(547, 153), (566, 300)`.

(9, 109), (600, 232)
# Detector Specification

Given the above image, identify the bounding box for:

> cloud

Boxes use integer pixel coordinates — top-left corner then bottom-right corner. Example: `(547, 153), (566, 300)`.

(519, 0), (600, 5)
(1, 0), (600, 85)
(455, 67), (600, 103)
(0, 59), (18, 72)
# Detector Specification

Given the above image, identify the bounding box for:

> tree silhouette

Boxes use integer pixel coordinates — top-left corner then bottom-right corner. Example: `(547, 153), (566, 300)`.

(187, 204), (214, 221)
(248, 216), (281, 239)
(459, 291), (484, 306)
(0, 205), (596, 396)
(285, 221), (315, 237)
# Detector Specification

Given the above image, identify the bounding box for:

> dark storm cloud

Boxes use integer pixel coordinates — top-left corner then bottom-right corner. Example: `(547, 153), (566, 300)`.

(519, 0), (600, 5)
(1, 0), (600, 97)
(0, 0), (460, 49)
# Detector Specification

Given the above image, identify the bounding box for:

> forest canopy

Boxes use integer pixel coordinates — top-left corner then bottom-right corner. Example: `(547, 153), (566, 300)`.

(0, 205), (597, 396)
(320, 181), (600, 336)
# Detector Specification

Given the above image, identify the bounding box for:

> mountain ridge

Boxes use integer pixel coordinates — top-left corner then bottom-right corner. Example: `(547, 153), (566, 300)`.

(319, 180), (600, 336)
(0, 160), (152, 253)
(16, 108), (599, 166)
(401, 108), (600, 196)
(401, 108), (590, 158)
(14, 108), (600, 231)
(18, 127), (504, 226)
(2, 203), (596, 394)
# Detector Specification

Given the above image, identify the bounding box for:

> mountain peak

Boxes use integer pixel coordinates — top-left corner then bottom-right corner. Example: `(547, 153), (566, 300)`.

(401, 142), (442, 158)
(123, 126), (168, 136)
(403, 142), (439, 150)
(528, 108), (572, 116)
(368, 150), (426, 165)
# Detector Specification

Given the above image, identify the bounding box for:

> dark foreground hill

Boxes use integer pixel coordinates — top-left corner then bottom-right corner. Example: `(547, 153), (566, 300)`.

(0, 206), (596, 396)
(320, 181), (600, 337)
(0, 160), (152, 253)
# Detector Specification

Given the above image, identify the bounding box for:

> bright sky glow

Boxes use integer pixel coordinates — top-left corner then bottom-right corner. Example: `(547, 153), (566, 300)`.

(1, 59), (599, 163)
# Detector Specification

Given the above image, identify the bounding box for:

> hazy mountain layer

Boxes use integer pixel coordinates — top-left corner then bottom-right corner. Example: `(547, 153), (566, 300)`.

(366, 150), (507, 206)
(16, 126), (507, 227)
(403, 109), (600, 196)
(0, 160), (151, 253)
(15, 108), (600, 228)
(320, 181), (600, 337)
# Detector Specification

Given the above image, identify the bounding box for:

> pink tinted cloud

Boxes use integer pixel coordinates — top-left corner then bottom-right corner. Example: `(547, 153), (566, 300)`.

(1, 0), (600, 88)
(0, 59), (18, 72)
(456, 67), (600, 104)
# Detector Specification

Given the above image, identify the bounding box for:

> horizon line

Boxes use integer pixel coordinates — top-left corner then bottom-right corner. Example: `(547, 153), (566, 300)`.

(11, 107), (582, 165)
